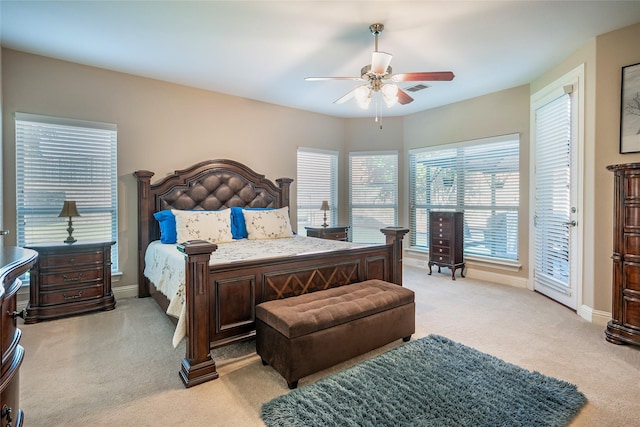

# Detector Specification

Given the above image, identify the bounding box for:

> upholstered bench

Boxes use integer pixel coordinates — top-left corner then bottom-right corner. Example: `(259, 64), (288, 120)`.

(256, 279), (415, 389)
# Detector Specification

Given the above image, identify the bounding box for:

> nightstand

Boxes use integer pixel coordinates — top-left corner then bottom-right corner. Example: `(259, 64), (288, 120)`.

(24, 241), (116, 323)
(305, 226), (350, 242)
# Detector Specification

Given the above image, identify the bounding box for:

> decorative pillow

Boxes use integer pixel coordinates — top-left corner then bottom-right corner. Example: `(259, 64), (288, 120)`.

(172, 209), (234, 244)
(153, 210), (177, 244)
(230, 206), (274, 239)
(243, 206), (293, 240)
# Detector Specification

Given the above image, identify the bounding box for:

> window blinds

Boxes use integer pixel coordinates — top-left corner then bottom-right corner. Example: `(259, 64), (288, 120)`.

(15, 113), (119, 270)
(349, 151), (398, 244)
(534, 93), (572, 291)
(409, 134), (520, 261)
(296, 148), (338, 233)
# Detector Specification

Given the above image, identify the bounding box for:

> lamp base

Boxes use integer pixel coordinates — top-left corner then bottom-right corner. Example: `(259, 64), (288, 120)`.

(64, 217), (76, 244)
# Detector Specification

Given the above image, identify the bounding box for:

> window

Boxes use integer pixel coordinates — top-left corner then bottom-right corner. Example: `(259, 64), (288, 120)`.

(409, 134), (519, 261)
(349, 151), (398, 244)
(15, 113), (119, 271)
(296, 148), (338, 233)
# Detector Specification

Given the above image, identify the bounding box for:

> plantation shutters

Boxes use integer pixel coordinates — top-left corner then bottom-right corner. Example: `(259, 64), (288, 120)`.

(15, 113), (118, 271)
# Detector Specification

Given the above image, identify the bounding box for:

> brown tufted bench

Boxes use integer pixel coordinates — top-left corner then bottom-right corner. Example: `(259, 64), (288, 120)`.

(256, 279), (415, 389)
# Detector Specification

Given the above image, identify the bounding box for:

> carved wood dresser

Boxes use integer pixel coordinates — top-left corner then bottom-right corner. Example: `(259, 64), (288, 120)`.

(606, 163), (640, 346)
(0, 246), (38, 427)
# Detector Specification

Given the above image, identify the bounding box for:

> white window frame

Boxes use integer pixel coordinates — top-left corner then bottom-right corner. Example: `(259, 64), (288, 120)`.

(15, 113), (118, 271)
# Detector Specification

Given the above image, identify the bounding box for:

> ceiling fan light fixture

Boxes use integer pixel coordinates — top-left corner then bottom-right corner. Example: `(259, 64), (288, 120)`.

(371, 51), (392, 75)
(354, 85), (372, 109)
(381, 83), (399, 107)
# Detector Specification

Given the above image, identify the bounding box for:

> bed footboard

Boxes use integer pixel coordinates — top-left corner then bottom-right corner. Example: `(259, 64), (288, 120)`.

(176, 227), (408, 388)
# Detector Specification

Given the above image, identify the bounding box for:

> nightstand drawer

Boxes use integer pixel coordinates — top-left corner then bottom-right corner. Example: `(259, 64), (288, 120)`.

(40, 268), (103, 288)
(38, 250), (104, 269)
(39, 284), (104, 306)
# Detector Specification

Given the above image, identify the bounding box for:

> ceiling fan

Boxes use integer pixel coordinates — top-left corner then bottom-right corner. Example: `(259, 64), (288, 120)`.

(306, 23), (455, 109)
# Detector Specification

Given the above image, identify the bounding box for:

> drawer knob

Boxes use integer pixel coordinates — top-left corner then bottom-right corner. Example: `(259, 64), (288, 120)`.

(439, 249), (443, 253)
(63, 290), (84, 300)
(439, 240), (443, 244)
(63, 272), (84, 282)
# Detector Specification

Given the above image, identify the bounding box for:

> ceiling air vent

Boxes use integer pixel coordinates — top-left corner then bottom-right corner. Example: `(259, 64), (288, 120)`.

(405, 84), (430, 93)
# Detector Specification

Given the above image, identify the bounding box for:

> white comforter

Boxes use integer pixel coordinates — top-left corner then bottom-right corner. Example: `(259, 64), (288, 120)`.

(143, 235), (368, 347)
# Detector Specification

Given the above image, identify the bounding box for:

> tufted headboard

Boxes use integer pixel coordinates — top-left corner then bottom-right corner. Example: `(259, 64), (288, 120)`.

(133, 159), (293, 296)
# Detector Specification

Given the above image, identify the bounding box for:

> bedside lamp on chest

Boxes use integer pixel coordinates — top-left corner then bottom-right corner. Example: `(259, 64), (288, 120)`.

(59, 200), (80, 244)
(320, 200), (330, 228)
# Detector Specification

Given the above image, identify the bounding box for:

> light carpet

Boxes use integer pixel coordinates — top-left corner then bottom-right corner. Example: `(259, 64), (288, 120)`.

(262, 334), (587, 427)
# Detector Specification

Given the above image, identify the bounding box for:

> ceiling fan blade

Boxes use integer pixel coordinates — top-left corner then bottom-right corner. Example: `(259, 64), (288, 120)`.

(397, 89), (414, 105)
(334, 87), (360, 104)
(391, 71), (455, 82)
(371, 51), (393, 75)
(305, 77), (365, 81)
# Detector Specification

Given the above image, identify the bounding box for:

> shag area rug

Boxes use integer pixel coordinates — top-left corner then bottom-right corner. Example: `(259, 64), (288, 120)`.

(261, 334), (587, 427)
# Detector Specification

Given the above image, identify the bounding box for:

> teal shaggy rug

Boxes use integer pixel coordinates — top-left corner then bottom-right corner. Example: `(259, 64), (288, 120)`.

(261, 334), (587, 427)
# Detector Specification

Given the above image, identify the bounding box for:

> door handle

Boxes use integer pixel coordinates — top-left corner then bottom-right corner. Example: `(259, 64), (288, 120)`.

(565, 220), (577, 227)
(0, 230), (9, 236)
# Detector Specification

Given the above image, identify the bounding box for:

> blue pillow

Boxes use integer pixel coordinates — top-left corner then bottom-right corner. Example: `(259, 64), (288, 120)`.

(230, 206), (274, 239)
(153, 210), (177, 244)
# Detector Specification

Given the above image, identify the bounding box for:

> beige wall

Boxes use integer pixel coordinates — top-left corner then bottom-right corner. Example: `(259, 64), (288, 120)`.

(593, 23), (640, 311)
(1, 49), (345, 292)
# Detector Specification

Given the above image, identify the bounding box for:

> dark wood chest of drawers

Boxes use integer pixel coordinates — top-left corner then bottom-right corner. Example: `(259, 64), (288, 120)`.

(606, 163), (640, 346)
(24, 241), (116, 323)
(1, 246), (38, 427)
(305, 226), (350, 242)
(428, 211), (465, 280)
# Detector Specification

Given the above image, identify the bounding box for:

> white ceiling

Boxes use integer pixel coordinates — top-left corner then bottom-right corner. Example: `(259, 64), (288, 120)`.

(2, 1), (640, 118)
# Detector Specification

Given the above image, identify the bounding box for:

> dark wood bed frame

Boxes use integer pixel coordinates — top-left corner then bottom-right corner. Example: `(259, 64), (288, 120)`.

(134, 159), (409, 387)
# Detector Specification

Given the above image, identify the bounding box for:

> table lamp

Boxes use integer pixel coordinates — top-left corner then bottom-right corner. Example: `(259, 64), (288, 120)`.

(320, 200), (330, 228)
(59, 200), (80, 243)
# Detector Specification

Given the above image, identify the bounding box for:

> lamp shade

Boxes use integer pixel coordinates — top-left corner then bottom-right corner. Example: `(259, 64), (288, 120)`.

(320, 200), (330, 211)
(58, 201), (80, 218)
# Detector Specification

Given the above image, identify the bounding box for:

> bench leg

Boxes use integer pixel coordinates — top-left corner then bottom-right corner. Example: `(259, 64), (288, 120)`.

(261, 358), (268, 366)
(403, 335), (412, 342)
(288, 380), (299, 389)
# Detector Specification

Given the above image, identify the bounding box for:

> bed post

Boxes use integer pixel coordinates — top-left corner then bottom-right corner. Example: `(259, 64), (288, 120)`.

(134, 170), (154, 298)
(381, 227), (410, 286)
(276, 177), (293, 208)
(177, 240), (219, 388)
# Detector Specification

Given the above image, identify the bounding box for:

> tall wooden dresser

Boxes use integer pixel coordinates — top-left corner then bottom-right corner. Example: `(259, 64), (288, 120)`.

(428, 211), (465, 280)
(606, 163), (640, 346)
(0, 246), (38, 427)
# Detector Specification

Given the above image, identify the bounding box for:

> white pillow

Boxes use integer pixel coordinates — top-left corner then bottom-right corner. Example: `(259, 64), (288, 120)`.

(172, 209), (234, 244)
(243, 207), (293, 240)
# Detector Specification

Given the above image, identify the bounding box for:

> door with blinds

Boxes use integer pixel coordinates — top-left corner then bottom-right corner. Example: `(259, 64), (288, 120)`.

(531, 68), (582, 310)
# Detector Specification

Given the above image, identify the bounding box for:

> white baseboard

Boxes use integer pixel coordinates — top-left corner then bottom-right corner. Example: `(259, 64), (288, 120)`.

(404, 255), (528, 288)
(577, 304), (611, 327)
